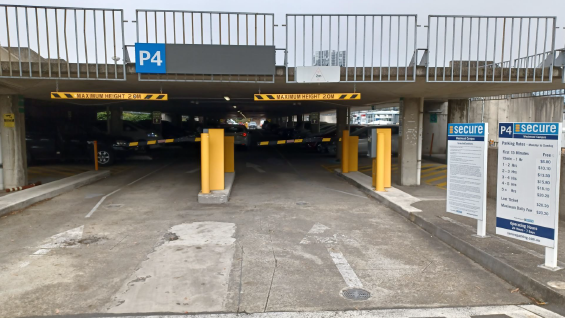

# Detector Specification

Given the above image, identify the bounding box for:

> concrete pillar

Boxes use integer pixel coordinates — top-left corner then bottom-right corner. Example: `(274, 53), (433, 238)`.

(399, 97), (424, 186)
(109, 107), (123, 135)
(447, 99), (469, 124)
(336, 107), (348, 160)
(162, 113), (182, 127)
(0, 95), (27, 189)
(310, 112), (320, 133)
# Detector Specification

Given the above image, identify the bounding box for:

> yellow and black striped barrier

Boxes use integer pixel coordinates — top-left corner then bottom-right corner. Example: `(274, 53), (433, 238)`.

(127, 136), (201, 147)
(254, 93), (361, 101)
(51, 92), (168, 101)
(257, 137), (341, 146)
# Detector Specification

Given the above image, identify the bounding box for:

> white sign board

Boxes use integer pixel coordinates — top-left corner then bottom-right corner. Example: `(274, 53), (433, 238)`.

(447, 123), (488, 228)
(496, 122), (561, 248)
(295, 66), (340, 83)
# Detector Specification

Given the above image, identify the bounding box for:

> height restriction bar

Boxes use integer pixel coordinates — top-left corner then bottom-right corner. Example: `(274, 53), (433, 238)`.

(254, 93), (361, 101)
(51, 92), (168, 100)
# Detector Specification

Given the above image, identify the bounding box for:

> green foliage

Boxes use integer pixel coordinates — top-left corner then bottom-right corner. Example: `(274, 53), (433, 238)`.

(96, 111), (152, 122)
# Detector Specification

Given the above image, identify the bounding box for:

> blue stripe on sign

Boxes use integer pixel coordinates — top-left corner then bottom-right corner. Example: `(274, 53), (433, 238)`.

(448, 136), (484, 141)
(514, 134), (559, 140)
(496, 217), (555, 240)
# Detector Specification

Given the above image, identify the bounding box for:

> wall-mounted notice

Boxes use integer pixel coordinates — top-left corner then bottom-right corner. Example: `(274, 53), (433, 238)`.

(496, 123), (561, 249)
(447, 123), (488, 235)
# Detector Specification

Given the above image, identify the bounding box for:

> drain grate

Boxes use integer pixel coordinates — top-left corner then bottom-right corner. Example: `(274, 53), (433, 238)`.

(341, 288), (371, 301)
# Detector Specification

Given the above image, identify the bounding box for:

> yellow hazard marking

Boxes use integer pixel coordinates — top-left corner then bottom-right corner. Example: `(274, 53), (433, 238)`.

(294, 139), (303, 143)
(147, 140), (156, 145)
(254, 93), (361, 101)
(195, 137), (201, 142)
(421, 165), (446, 173)
(260, 141), (269, 145)
(51, 92), (168, 101)
(277, 140), (286, 144)
(129, 142), (139, 146)
(421, 169), (446, 178)
(322, 138), (331, 142)
(425, 174), (447, 183)
(165, 139), (174, 143)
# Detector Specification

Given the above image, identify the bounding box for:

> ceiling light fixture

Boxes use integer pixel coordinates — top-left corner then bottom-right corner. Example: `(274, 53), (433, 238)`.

(224, 96), (230, 101)
(233, 105), (237, 108)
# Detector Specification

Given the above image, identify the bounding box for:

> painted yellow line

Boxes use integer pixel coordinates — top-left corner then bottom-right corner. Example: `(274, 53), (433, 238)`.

(294, 139), (303, 143)
(260, 141), (269, 145)
(421, 165), (447, 173)
(165, 139), (175, 143)
(422, 163), (438, 168)
(129, 142), (139, 146)
(147, 140), (157, 145)
(421, 169), (447, 178)
(436, 181), (447, 187)
(322, 138), (331, 142)
(425, 175), (447, 183)
(277, 140), (286, 144)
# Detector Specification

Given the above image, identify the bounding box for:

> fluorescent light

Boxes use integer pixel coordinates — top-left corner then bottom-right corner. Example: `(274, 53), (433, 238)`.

(224, 96), (230, 101)
(233, 105), (237, 108)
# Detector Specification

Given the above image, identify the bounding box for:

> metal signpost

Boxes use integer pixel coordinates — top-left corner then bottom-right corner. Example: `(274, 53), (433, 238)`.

(497, 122), (562, 269)
(446, 123), (489, 237)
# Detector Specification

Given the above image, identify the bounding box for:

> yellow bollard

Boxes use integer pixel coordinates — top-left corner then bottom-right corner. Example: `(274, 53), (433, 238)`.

(376, 132), (385, 192)
(201, 133), (210, 194)
(93, 140), (98, 171)
(209, 129), (225, 190)
(348, 136), (358, 172)
(224, 136), (235, 173)
(341, 130), (349, 173)
(377, 128), (392, 188)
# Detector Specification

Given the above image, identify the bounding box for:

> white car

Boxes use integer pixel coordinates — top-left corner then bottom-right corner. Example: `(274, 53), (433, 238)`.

(222, 125), (250, 147)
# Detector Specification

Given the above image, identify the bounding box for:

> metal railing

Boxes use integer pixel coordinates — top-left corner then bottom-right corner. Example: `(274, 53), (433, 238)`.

(427, 15), (556, 83)
(285, 14), (418, 82)
(0, 5), (126, 80)
(470, 89), (565, 101)
(135, 10), (275, 83)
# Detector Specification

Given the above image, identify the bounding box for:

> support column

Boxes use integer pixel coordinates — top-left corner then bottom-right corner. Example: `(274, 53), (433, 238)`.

(447, 99), (469, 124)
(109, 107), (123, 135)
(336, 107), (347, 160)
(399, 97), (424, 186)
(0, 95), (27, 189)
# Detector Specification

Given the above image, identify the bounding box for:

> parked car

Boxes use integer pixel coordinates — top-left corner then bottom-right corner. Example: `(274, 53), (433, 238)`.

(92, 120), (160, 142)
(26, 121), (135, 166)
(221, 125), (250, 147)
(136, 120), (188, 139)
(248, 121), (258, 130)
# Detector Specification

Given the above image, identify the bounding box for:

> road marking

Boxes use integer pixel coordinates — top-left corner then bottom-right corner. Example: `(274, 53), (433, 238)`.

(86, 164), (171, 218)
(424, 174), (447, 183)
(85, 189), (121, 218)
(246, 162), (265, 173)
(420, 165), (446, 173)
(127, 164), (171, 186)
(301, 223), (363, 288)
(323, 187), (368, 199)
(186, 167), (200, 173)
(29, 225), (84, 262)
(421, 169), (446, 178)
(327, 246), (363, 288)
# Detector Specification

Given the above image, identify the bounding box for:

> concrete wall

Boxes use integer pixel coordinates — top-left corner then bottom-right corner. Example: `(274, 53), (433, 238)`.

(469, 96), (563, 144)
(422, 101), (447, 155)
(486, 147), (565, 221)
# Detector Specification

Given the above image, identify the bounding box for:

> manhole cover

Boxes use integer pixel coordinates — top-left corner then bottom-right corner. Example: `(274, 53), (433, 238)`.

(341, 288), (371, 301)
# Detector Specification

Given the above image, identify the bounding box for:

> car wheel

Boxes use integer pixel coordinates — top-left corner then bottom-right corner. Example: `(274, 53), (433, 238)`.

(97, 148), (115, 166)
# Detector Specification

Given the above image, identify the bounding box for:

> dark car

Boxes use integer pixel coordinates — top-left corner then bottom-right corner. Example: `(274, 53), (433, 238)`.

(136, 120), (189, 139)
(26, 121), (135, 166)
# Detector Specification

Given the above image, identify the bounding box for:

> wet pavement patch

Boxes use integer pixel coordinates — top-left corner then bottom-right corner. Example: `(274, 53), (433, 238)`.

(296, 201), (308, 206)
(163, 232), (179, 241)
(341, 288), (371, 301)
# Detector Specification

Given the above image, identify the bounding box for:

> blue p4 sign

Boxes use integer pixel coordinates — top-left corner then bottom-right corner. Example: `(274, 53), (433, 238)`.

(135, 43), (166, 74)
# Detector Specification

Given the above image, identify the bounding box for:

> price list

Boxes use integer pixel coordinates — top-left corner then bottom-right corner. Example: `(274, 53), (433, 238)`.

(496, 122), (561, 248)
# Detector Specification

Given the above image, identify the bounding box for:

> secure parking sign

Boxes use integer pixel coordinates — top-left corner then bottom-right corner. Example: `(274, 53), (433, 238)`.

(135, 43), (166, 74)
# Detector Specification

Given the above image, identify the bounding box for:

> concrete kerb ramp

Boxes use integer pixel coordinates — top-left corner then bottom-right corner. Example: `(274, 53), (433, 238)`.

(335, 169), (565, 311)
(0, 170), (110, 217)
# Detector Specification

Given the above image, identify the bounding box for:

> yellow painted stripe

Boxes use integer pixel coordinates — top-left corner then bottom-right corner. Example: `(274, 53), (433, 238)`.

(260, 141), (269, 146)
(425, 175), (447, 183)
(436, 181), (447, 187)
(165, 139), (174, 143)
(277, 140), (286, 144)
(129, 142), (139, 147)
(421, 169), (447, 178)
(421, 165), (446, 173)
(294, 139), (303, 143)
(147, 140), (157, 145)
(322, 138), (331, 142)
(195, 137), (201, 142)
(422, 163), (438, 168)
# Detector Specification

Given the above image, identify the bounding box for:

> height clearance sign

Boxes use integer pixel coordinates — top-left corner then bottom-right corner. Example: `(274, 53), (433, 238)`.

(496, 122), (562, 248)
(447, 123), (488, 235)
